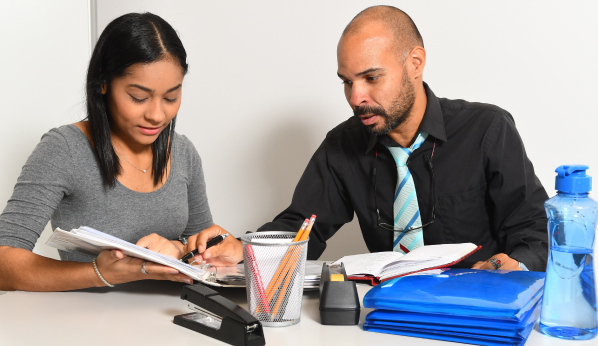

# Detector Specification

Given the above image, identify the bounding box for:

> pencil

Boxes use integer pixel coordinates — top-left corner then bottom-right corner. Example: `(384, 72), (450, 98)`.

(301, 216), (315, 240)
(293, 218), (310, 242)
(265, 216), (314, 302)
(271, 216), (316, 318)
(270, 244), (304, 318)
(255, 218), (309, 314)
(269, 215), (315, 305)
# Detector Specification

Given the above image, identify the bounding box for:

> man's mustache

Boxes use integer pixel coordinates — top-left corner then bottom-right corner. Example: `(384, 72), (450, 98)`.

(354, 105), (388, 118)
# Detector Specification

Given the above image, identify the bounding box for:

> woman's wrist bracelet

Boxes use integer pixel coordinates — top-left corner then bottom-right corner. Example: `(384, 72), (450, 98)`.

(92, 257), (115, 287)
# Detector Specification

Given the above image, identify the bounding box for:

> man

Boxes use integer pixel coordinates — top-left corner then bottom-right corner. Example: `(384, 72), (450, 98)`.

(189, 6), (548, 271)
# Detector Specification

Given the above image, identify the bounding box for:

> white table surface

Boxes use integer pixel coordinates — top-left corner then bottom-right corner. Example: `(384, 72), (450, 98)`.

(0, 282), (595, 346)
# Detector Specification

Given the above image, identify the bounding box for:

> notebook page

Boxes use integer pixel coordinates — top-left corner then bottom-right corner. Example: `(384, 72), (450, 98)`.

(46, 229), (106, 256)
(396, 243), (477, 262)
(74, 227), (210, 281)
(331, 251), (404, 277)
(379, 258), (447, 278)
(48, 227), (210, 281)
(379, 243), (478, 280)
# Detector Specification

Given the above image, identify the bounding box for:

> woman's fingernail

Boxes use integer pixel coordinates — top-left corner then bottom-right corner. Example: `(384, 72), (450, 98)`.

(170, 269), (179, 274)
(184, 279), (193, 284)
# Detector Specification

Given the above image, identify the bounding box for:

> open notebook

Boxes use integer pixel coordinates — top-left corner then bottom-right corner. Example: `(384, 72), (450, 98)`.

(46, 226), (324, 288)
(331, 243), (481, 285)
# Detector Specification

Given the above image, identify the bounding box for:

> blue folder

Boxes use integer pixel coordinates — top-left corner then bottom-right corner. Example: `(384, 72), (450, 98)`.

(365, 299), (541, 338)
(362, 325), (530, 346)
(363, 269), (545, 321)
(362, 269), (545, 345)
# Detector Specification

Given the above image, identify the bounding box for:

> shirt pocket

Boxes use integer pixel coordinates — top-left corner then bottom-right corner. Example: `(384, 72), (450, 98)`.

(437, 184), (490, 244)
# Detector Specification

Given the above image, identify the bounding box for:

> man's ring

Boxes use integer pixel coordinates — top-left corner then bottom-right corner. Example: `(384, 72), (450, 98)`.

(488, 258), (502, 270)
(141, 261), (149, 274)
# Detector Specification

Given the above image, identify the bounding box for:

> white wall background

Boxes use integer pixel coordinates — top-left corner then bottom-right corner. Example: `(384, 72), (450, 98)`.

(0, 0), (91, 259)
(1, 1), (597, 262)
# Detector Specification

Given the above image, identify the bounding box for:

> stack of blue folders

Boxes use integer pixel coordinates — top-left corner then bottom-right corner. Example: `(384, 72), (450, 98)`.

(363, 269), (546, 346)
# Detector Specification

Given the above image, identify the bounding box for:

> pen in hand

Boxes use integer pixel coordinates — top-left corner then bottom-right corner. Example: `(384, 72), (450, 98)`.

(180, 233), (229, 263)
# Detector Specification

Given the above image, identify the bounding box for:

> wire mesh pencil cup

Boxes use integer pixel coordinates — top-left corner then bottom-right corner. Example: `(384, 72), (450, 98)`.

(241, 232), (308, 327)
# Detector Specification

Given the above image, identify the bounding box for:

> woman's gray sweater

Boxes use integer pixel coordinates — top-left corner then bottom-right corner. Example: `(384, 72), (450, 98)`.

(0, 125), (213, 262)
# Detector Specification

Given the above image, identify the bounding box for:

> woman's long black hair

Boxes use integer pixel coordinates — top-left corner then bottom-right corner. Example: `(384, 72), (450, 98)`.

(86, 12), (188, 187)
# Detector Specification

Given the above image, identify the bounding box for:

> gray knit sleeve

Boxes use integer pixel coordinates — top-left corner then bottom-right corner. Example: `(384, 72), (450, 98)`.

(0, 129), (73, 251)
(180, 135), (213, 237)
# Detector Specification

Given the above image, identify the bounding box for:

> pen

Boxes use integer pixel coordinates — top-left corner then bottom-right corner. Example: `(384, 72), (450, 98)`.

(180, 233), (229, 263)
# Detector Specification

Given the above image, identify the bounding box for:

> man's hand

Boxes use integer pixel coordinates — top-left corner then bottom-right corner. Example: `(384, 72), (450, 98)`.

(184, 225), (243, 267)
(472, 253), (522, 271)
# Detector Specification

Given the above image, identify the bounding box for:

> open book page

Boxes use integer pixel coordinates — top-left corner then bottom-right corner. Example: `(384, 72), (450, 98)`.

(378, 243), (478, 280)
(47, 227), (212, 282)
(331, 251), (404, 277)
(330, 243), (478, 282)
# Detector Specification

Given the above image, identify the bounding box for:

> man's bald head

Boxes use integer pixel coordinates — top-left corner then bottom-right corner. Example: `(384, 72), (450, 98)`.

(342, 6), (423, 62)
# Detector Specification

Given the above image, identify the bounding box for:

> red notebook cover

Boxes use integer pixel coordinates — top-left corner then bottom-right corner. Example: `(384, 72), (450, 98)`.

(347, 245), (482, 286)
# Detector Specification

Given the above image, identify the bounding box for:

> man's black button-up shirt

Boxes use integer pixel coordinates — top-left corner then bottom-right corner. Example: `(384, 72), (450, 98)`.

(258, 83), (549, 271)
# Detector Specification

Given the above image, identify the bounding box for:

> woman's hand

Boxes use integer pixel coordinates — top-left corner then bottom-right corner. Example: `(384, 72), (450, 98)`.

(94, 249), (193, 286)
(183, 224), (243, 267)
(472, 253), (522, 271)
(136, 233), (184, 259)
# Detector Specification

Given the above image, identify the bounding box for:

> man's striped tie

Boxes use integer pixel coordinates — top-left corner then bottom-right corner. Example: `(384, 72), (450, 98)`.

(385, 131), (428, 254)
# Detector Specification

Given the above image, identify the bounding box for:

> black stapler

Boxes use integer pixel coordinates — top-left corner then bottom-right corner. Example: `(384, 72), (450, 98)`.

(174, 283), (266, 346)
(319, 262), (360, 325)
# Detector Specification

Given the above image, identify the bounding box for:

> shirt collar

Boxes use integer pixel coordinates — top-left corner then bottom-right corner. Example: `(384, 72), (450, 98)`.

(364, 82), (447, 154)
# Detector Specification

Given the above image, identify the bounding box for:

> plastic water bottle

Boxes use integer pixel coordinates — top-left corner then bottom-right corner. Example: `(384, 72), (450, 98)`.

(540, 165), (598, 340)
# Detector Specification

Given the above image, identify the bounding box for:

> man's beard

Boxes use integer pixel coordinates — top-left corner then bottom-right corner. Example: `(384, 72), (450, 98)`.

(354, 70), (416, 136)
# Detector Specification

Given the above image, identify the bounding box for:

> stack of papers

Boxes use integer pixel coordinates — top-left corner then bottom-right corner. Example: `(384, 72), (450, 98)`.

(304, 261), (325, 287)
(362, 269), (546, 346)
(47, 227), (212, 282)
(217, 261), (324, 288)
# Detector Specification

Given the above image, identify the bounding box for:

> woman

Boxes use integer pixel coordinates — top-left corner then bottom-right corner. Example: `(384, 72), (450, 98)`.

(0, 13), (239, 291)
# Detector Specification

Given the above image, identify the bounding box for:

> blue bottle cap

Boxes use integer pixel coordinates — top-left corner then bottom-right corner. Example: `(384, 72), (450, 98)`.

(555, 165), (592, 193)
